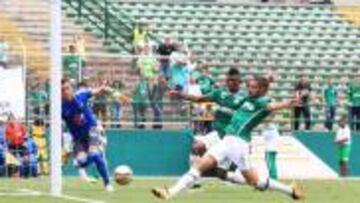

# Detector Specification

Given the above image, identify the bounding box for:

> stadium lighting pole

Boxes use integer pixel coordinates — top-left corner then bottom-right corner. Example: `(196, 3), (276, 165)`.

(50, 0), (63, 196)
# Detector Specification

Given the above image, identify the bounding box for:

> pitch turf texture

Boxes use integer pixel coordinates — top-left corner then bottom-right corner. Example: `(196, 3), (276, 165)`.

(0, 178), (358, 203)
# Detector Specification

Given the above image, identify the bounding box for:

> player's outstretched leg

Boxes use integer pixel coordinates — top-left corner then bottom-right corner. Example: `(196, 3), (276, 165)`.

(223, 169), (246, 185)
(242, 169), (304, 200)
(88, 150), (113, 192)
(152, 154), (217, 199)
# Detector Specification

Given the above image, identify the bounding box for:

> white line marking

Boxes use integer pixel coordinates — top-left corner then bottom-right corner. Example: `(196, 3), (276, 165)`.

(0, 188), (105, 203)
(54, 194), (106, 203)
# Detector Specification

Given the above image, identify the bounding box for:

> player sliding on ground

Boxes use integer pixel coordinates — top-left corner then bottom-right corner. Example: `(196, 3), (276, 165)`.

(152, 76), (304, 200)
(171, 68), (248, 185)
(61, 78), (128, 192)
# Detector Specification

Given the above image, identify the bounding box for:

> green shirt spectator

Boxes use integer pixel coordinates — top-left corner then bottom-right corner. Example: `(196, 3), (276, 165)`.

(347, 79), (360, 107)
(137, 55), (158, 79)
(324, 84), (337, 107)
(132, 80), (149, 128)
(63, 45), (85, 81)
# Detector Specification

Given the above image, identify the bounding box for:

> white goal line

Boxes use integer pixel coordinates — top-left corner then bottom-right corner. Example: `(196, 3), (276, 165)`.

(0, 188), (105, 203)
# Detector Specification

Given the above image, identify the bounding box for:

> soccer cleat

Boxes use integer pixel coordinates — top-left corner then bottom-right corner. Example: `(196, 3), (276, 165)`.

(291, 183), (304, 200)
(151, 187), (170, 200)
(190, 183), (202, 190)
(85, 177), (98, 184)
(106, 184), (114, 192)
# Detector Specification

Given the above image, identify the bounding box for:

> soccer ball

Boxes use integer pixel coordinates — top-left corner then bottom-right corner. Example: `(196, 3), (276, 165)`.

(114, 165), (133, 185)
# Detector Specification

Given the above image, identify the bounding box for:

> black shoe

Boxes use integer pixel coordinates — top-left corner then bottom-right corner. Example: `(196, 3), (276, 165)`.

(190, 183), (202, 189)
(153, 124), (163, 129)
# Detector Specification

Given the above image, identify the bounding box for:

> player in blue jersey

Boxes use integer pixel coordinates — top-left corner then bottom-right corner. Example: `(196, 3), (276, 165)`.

(61, 78), (114, 192)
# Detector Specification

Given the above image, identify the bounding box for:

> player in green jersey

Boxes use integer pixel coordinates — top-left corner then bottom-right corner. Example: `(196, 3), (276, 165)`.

(172, 68), (248, 185)
(152, 76), (304, 200)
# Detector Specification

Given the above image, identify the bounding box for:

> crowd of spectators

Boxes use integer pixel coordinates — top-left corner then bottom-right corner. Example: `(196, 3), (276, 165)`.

(54, 27), (360, 133)
(0, 35), (8, 70)
(0, 114), (48, 178)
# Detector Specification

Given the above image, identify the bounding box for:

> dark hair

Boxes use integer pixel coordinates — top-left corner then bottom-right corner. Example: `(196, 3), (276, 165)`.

(339, 115), (347, 122)
(34, 118), (44, 126)
(68, 44), (76, 50)
(61, 78), (70, 85)
(77, 81), (88, 89)
(227, 67), (240, 76)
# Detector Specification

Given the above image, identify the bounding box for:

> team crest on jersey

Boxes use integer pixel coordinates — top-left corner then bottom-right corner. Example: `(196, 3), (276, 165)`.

(242, 102), (255, 111)
(220, 92), (228, 99)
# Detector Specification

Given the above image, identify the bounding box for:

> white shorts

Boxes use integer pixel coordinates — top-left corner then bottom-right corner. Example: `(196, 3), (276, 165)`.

(194, 131), (232, 169)
(207, 135), (252, 171)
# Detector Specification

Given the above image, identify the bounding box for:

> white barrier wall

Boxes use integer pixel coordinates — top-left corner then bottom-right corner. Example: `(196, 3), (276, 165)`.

(0, 68), (25, 119)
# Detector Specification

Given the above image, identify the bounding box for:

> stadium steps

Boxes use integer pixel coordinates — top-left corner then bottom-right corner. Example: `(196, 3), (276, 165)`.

(113, 1), (360, 130)
(0, 14), (50, 78)
(249, 136), (338, 179)
(0, 0), (135, 82)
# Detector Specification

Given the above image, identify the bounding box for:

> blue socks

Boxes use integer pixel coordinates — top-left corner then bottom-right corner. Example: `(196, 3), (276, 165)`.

(88, 151), (110, 186)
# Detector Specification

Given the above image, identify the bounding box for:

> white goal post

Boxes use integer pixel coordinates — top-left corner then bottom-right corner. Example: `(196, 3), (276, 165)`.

(50, 0), (63, 196)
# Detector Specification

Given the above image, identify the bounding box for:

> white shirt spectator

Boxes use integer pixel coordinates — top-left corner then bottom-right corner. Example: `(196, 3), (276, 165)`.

(335, 125), (351, 145)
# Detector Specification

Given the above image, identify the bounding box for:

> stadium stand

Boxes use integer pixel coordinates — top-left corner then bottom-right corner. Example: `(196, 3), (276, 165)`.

(1, 0), (359, 130)
(62, 0), (360, 130)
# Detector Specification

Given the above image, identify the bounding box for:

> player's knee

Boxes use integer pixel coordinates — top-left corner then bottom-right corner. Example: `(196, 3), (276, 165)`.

(192, 140), (206, 156)
(88, 146), (102, 156)
(247, 178), (258, 187)
(76, 152), (88, 167)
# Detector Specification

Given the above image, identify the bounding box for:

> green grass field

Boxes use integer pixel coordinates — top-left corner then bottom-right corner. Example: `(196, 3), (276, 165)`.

(0, 178), (358, 203)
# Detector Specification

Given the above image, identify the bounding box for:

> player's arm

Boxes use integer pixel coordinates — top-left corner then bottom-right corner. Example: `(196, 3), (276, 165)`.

(115, 92), (132, 105)
(168, 90), (212, 102)
(91, 86), (113, 97)
(267, 97), (301, 112)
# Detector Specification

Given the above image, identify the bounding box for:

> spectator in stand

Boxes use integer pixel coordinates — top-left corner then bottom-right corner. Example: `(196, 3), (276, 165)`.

(31, 118), (48, 175)
(137, 45), (159, 80)
(157, 36), (177, 78)
(0, 117), (6, 176)
(148, 76), (169, 129)
(132, 23), (149, 54)
(5, 113), (27, 161)
(169, 53), (190, 92)
(347, 74), (360, 131)
(93, 80), (110, 122)
(192, 62), (216, 95)
(169, 53), (191, 115)
(63, 44), (85, 82)
(186, 77), (204, 134)
(74, 34), (86, 61)
(335, 115), (351, 177)
(323, 78), (338, 131)
(132, 80), (149, 129)
(186, 77), (202, 97)
(77, 79), (91, 92)
(294, 74), (312, 130)
(110, 80), (124, 128)
(20, 134), (38, 178)
(29, 81), (49, 119)
(0, 36), (8, 69)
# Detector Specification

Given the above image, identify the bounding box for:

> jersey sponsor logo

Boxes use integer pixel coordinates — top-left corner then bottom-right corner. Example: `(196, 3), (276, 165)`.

(241, 101), (255, 111)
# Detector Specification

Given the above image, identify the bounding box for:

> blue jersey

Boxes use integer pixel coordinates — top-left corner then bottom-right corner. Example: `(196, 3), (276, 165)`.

(62, 90), (97, 140)
(0, 127), (6, 153)
(23, 137), (38, 164)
